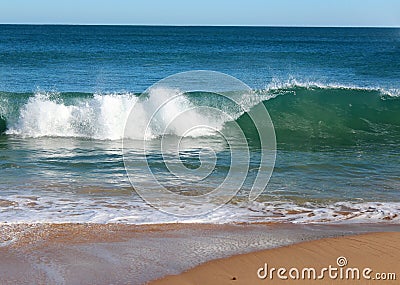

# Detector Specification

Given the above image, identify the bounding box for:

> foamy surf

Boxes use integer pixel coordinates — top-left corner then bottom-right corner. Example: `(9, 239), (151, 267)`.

(1, 82), (399, 144)
(1, 81), (399, 225)
(0, 192), (399, 224)
(5, 92), (137, 140)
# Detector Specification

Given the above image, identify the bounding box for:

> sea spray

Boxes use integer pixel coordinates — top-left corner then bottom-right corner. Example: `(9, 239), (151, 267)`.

(0, 83), (399, 148)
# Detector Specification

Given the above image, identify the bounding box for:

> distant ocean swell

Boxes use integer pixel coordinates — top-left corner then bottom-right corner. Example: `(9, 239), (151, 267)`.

(0, 82), (399, 148)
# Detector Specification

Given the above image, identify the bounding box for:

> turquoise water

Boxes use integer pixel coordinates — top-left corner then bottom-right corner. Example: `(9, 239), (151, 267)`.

(0, 25), (399, 223)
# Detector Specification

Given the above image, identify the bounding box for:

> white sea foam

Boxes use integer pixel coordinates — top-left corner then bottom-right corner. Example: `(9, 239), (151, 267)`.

(0, 193), (399, 225)
(263, 78), (400, 97)
(4, 81), (399, 139)
(6, 92), (137, 140)
(5, 89), (239, 140)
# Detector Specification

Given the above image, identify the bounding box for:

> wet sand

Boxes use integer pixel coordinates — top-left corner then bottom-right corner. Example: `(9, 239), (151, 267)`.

(151, 231), (400, 285)
(0, 223), (399, 284)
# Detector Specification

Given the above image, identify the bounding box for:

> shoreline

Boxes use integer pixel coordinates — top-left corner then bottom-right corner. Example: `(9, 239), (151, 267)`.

(0, 223), (399, 284)
(151, 231), (400, 285)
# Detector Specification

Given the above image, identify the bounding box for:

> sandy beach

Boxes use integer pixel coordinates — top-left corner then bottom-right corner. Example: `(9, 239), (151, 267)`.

(0, 223), (399, 284)
(152, 231), (400, 285)
(1, 5), (400, 285)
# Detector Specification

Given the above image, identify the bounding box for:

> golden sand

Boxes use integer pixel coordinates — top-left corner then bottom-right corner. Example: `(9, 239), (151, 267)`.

(151, 232), (400, 285)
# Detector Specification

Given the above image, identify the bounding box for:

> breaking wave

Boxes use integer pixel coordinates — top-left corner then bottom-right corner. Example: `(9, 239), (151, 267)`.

(0, 82), (399, 148)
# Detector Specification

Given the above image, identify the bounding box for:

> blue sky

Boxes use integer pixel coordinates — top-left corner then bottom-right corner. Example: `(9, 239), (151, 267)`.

(1, 0), (399, 26)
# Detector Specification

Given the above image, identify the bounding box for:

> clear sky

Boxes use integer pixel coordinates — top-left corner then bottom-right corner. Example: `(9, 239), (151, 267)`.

(1, 0), (399, 27)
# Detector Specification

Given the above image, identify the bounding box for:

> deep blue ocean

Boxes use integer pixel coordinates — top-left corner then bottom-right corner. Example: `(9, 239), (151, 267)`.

(0, 25), (399, 223)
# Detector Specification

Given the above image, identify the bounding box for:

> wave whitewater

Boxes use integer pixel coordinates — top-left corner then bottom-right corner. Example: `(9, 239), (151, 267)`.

(0, 82), (399, 147)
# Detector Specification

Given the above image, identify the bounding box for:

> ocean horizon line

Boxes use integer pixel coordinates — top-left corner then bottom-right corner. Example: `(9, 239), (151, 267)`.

(0, 23), (399, 28)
